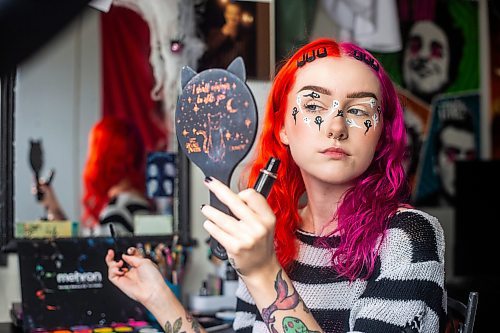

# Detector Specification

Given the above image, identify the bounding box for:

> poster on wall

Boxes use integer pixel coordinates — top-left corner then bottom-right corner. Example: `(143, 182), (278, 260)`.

(397, 0), (479, 104)
(375, 0), (480, 100)
(398, 88), (430, 188)
(371, 0), (479, 187)
(413, 91), (480, 207)
(196, 0), (271, 80)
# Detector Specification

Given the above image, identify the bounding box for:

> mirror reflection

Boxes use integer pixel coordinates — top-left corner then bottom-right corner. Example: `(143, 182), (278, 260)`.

(14, 3), (202, 237)
(34, 116), (153, 236)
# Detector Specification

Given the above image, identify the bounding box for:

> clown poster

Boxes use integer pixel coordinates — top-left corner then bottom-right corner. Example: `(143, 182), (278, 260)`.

(371, 0), (479, 188)
(374, 0), (479, 101)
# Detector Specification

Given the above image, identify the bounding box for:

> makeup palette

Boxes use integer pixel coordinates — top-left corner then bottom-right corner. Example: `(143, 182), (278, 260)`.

(16, 238), (167, 333)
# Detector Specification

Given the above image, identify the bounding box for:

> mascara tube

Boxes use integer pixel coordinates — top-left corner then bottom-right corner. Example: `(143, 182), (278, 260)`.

(109, 223), (129, 269)
(253, 157), (280, 198)
(109, 223), (120, 261)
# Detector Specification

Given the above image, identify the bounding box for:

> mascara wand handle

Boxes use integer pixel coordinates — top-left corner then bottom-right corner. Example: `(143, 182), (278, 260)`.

(253, 157), (280, 198)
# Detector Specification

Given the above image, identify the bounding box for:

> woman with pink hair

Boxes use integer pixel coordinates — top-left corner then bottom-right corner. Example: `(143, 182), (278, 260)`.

(106, 38), (446, 332)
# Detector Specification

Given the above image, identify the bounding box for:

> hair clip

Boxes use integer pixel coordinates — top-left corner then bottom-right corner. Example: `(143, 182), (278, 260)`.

(297, 47), (328, 68)
(352, 50), (379, 72)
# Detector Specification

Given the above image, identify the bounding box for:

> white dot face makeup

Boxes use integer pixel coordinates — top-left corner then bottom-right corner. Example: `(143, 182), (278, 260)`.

(280, 56), (384, 187)
(294, 88), (381, 135)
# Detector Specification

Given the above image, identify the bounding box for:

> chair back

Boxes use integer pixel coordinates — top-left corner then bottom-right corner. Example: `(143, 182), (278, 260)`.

(446, 291), (479, 333)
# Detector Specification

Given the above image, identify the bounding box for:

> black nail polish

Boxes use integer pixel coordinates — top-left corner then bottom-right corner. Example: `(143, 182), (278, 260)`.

(200, 204), (205, 210)
(204, 176), (213, 183)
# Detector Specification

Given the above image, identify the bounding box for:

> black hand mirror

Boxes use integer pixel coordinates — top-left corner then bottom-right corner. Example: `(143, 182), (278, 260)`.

(175, 57), (258, 260)
(29, 139), (44, 201)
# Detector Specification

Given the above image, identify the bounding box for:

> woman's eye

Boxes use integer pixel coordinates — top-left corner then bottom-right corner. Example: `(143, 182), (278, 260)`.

(304, 104), (324, 112)
(347, 108), (369, 117)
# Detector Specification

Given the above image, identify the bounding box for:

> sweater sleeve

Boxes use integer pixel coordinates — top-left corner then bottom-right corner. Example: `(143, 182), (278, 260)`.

(233, 278), (259, 333)
(348, 210), (447, 333)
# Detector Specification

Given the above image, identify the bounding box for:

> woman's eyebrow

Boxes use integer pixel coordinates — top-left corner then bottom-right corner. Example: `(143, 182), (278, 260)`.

(297, 85), (332, 95)
(346, 91), (378, 99)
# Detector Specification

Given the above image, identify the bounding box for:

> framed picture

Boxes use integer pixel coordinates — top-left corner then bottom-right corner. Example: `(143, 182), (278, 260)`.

(197, 0), (273, 81)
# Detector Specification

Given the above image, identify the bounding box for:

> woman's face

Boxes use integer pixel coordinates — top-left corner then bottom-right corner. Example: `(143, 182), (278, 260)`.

(280, 56), (383, 186)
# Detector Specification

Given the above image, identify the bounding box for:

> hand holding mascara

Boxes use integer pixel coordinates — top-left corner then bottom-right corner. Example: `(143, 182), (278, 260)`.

(109, 223), (130, 270)
(209, 157), (280, 260)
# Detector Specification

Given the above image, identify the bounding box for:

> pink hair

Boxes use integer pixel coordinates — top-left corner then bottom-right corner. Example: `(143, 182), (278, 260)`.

(243, 38), (410, 280)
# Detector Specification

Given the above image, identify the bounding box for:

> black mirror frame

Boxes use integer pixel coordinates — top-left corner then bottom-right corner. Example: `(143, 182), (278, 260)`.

(0, 68), (16, 266)
(0, 68), (194, 266)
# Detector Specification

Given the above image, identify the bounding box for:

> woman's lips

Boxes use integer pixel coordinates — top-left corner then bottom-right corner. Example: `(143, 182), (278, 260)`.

(322, 147), (349, 159)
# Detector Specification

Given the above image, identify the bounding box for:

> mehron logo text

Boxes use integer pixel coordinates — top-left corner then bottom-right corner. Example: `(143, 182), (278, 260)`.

(56, 271), (103, 283)
(55, 271), (103, 289)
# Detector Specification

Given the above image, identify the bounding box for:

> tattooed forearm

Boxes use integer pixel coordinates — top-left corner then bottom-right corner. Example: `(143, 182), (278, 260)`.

(186, 311), (201, 333)
(282, 317), (320, 333)
(261, 270), (300, 332)
(164, 317), (183, 333)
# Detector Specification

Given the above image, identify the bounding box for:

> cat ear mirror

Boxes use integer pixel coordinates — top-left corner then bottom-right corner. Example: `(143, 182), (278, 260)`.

(175, 56), (258, 260)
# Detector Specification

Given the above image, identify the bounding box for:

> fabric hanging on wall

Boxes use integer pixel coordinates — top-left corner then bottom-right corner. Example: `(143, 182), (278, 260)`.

(112, 0), (205, 117)
(321, 0), (402, 52)
(100, 5), (168, 152)
(275, 0), (318, 65)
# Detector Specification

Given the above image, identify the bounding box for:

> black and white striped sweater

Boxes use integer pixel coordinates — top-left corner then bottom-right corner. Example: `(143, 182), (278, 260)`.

(233, 209), (446, 333)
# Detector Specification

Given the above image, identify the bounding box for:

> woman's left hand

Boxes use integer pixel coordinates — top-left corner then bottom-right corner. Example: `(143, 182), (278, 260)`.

(200, 177), (279, 279)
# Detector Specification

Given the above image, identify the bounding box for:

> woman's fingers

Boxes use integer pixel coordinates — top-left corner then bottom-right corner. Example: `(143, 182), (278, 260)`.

(203, 178), (275, 227)
(121, 253), (146, 268)
(200, 204), (240, 234)
(203, 177), (257, 221)
(201, 177), (276, 239)
(238, 188), (276, 227)
(203, 219), (240, 253)
(105, 249), (115, 264)
(106, 250), (126, 278)
(126, 247), (143, 257)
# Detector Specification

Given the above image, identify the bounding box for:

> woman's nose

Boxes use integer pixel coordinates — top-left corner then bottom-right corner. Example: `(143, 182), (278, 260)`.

(325, 111), (348, 140)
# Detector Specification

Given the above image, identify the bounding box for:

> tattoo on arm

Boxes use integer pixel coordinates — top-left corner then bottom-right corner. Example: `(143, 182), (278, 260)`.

(228, 257), (242, 275)
(186, 311), (201, 333)
(164, 317), (183, 333)
(282, 317), (320, 333)
(261, 270), (300, 332)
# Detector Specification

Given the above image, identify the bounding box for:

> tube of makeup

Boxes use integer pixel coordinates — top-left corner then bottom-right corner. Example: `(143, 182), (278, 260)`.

(253, 157), (280, 198)
(109, 223), (120, 261)
(109, 223), (129, 269)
